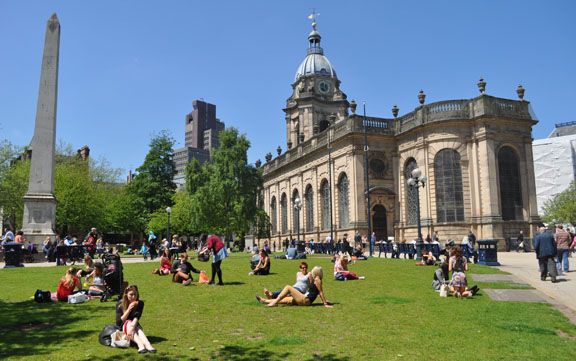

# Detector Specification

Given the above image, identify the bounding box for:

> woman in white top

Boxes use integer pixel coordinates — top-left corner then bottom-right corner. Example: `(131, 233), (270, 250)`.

(262, 262), (311, 299)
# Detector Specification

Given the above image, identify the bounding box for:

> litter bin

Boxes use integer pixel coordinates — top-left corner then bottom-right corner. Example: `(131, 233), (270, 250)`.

(477, 239), (500, 266)
(3, 242), (24, 268)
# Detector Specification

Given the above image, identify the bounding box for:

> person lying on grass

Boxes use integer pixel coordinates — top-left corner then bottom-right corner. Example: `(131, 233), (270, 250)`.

(334, 255), (365, 280)
(171, 253), (201, 286)
(250, 249), (271, 276)
(256, 266), (333, 308)
(152, 247), (173, 275)
(116, 285), (156, 354)
(262, 262), (311, 299)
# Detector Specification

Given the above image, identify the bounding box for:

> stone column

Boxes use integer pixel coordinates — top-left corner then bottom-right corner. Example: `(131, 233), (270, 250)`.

(21, 14), (60, 244)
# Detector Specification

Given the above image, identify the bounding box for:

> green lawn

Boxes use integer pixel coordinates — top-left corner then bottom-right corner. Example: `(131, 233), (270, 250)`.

(0, 253), (575, 360)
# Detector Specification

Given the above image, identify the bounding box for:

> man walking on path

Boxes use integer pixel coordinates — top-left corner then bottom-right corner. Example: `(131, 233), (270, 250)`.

(534, 226), (558, 283)
(555, 224), (571, 273)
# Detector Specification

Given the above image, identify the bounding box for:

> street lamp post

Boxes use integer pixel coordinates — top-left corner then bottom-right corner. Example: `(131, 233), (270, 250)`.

(407, 168), (427, 261)
(328, 115), (335, 250)
(363, 101), (373, 257)
(166, 207), (172, 247)
(294, 197), (301, 245)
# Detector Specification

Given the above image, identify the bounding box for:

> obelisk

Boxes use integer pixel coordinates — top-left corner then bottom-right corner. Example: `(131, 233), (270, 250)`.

(21, 13), (60, 244)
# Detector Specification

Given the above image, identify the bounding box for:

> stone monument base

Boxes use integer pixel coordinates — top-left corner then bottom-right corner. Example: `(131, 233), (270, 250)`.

(22, 193), (57, 245)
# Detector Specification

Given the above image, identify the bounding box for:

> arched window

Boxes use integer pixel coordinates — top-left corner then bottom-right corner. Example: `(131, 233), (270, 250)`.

(280, 193), (288, 234)
(434, 149), (465, 223)
(321, 180), (331, 231)
(270, 197), (277, 235)
(404, 158), (418, 225)
(338, 173), (350, 228)
(292, 190), (300, 234)
(498, 146), (523, 220)
(305, 185), (314, 232)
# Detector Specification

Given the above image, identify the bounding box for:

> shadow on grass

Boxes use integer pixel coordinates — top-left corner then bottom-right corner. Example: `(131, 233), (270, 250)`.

(0, 300), (95, 359)
(212, 344), (292, 360)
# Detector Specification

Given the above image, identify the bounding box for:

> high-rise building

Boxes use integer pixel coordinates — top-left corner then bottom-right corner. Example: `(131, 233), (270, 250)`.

(173, 100), (225, 187)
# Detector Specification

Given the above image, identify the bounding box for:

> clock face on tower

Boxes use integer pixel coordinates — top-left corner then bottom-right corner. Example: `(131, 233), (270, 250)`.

(317, 80), (331, 94)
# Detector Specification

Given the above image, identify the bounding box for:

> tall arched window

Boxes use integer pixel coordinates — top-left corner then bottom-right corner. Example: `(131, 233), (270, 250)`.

(321, 180), (331, 231)
(404, 158), (418, 225)
(338, 173), (350, 228)
(280, 193), (288, 234)
(434, 149), (464, 223)
(270, 197), (277, 235)
(305, 185), (314, 232)
(292, 190), (300, 234)
(498, 146), (523, 220)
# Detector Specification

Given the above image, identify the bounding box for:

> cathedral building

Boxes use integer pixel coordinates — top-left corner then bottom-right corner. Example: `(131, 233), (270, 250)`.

(261, 22), (540, 249)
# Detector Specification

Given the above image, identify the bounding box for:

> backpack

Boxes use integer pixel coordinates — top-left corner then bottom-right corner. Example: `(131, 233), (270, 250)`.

(34, 289), (52, 303)
(99, 324), (122, 346)
(335, 273), (345, 281)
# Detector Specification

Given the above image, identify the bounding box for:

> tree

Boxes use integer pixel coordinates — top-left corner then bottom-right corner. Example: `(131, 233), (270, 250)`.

(186, 127), (268, 245)
(541, 181), (576, 225)
(126, 130), (176, 219)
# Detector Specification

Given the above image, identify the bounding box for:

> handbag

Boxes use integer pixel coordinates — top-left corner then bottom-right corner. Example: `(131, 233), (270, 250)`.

(198, 270), (210, 284)
(111, 331), (131, 348)
(68, 292), (88, 304)
(198, 251), (211, 262)
(99, 324), (121, 346)
(439, 284), (448, 297)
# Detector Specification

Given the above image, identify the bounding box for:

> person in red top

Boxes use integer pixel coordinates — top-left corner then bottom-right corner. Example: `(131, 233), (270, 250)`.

(57, 267), (82, 301)
(14, 230), (24, 243)
(199, 235), (228, 285)
(152, 247), (173, 275)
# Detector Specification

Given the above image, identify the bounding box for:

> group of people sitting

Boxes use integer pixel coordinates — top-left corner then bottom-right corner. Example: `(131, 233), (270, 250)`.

(431, 245), (479, 299)
(256, 262), (333, 308)
(56, 255), (106, 301)
(150, 235), (227, 286)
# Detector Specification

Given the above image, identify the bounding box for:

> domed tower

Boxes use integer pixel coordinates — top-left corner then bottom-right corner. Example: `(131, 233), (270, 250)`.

(283, 21), (349, 149)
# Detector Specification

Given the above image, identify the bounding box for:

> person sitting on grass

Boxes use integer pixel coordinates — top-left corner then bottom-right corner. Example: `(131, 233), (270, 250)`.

(334, 255), (365, 280)
(57, 267), (82, 302)
(86, 263), (106, 296)
(152, 247), (173, 275)
(250, 249), (271, 276)
(432, 262), (450, 291)
(116, 285), (156, 354)
(352, 244), (367, 260)
(170, 253), (201, 286)
(420, 250), (436, 266)
(263, 262), (311, 299)
(256, 266), (333, 308)
(449, 246), (472, 299)
(76, 255), (95, 280)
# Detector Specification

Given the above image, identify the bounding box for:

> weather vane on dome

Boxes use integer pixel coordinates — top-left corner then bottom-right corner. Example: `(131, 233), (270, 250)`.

(308, 8), (320, 30)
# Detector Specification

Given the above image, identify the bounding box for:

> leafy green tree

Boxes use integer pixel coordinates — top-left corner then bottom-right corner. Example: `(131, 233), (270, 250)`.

(0, 158), (30, 230)
(186, 127), (268, 245)
(126, 130), (176, 218)
(541, 181), (576, 225)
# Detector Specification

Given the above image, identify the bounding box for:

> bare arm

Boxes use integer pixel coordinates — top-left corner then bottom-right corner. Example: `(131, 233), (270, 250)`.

(314, 277), (333, 308)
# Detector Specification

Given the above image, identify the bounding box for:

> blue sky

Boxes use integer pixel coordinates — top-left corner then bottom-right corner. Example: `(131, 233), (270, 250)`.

(1, 1), (574, 178)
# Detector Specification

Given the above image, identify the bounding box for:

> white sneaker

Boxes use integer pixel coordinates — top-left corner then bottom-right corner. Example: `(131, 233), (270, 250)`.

(359, 276), (366, 280)
(248, 272), (253, 276)
(183, 279), (192, 286)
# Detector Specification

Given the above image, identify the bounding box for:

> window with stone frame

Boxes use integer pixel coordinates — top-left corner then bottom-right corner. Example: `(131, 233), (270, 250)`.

(405, 158), (418, 225)
(270, 197), (277, 235)
(321, 180), (331, 231)
(434, 149), (465, 223)
(292, 190), (300, 234)
(338, 173), (350, 228)
(280, 193), (288, 234)
(498, 146), (523, 221)
(305, 185), (314, 232)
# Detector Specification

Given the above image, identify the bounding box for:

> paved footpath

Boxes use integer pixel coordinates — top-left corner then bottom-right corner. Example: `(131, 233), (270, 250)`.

(2, 252), (575, 321)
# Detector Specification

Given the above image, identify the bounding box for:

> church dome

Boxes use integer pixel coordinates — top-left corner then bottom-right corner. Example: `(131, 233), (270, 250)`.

(294, 23), (337, 82)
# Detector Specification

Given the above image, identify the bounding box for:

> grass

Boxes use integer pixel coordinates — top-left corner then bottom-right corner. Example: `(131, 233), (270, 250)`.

(0, 253), (575, 360)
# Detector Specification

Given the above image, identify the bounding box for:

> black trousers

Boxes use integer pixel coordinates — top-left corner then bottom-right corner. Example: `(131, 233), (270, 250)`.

(538, 256), (557, 280)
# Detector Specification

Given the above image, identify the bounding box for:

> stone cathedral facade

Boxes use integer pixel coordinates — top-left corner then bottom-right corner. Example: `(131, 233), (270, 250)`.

(261, 23), (540, 249)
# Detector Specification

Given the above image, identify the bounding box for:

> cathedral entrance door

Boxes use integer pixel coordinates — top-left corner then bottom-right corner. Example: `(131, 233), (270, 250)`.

(372, 204), (387, 241)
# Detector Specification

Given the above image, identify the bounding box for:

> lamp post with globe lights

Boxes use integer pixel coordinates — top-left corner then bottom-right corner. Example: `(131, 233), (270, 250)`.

(294, 196), (302, 244)
(166, 207), (172, 247)
(407, 168), (427, 261)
